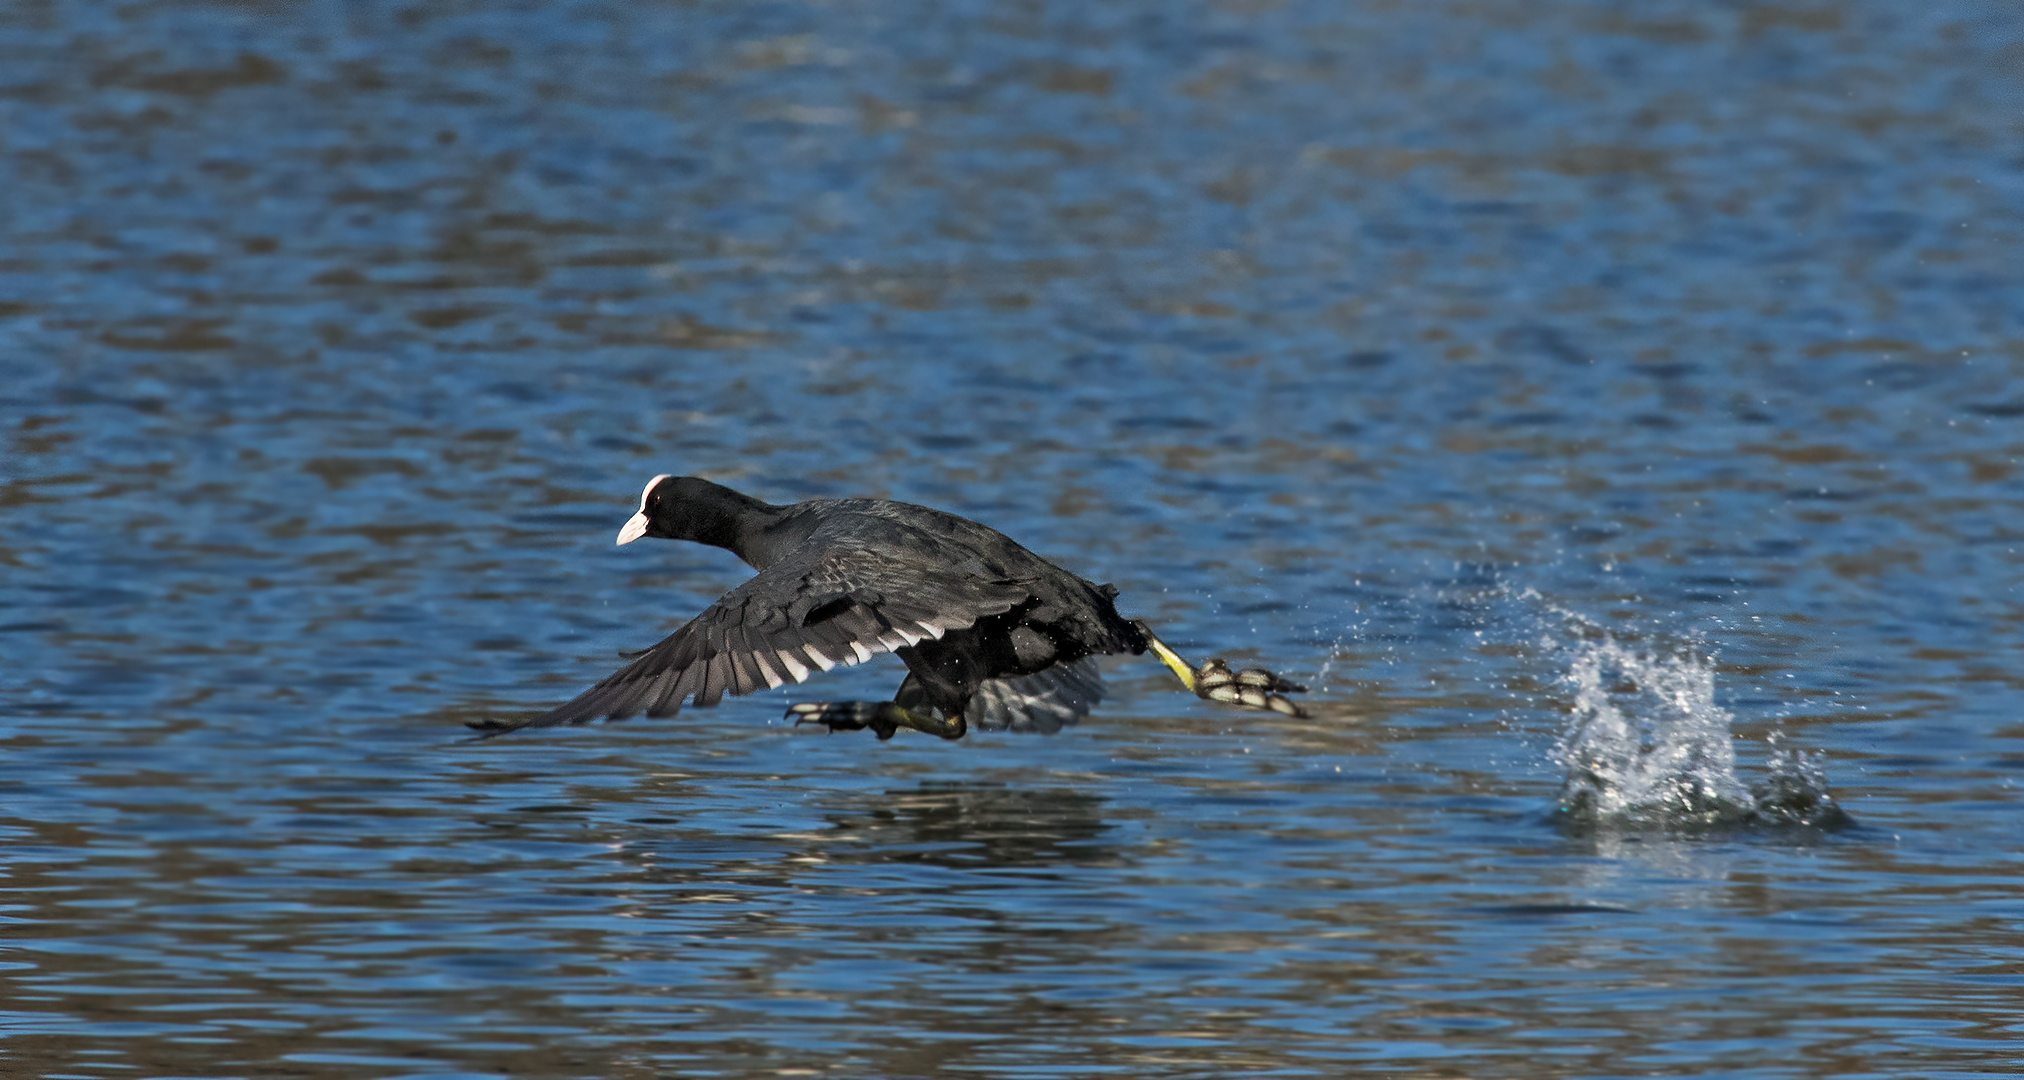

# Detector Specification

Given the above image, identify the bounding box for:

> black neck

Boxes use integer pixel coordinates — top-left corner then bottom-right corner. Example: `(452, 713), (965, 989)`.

(665, 479), (797, 568)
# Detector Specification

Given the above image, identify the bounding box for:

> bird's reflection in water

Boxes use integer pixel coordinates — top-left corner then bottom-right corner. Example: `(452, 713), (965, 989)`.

(820, 782), (1122, 871)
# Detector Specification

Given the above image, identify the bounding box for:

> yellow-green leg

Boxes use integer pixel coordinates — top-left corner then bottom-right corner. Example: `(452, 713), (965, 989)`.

(1131, 618), (1310, 718)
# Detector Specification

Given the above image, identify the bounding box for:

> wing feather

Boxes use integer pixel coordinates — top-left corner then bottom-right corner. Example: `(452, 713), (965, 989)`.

(696, 652), (728, 708)
(732, 627), (768, 693)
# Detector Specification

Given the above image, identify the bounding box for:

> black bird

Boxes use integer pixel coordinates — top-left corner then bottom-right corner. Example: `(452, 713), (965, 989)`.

(470, 475), (1307, 741)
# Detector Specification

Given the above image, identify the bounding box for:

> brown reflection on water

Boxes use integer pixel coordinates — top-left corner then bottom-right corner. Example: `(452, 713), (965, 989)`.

(1, 692), (2018, 1076)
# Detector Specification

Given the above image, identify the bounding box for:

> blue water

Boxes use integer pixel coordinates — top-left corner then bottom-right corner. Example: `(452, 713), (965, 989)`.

(4, 1), (2022, 1076)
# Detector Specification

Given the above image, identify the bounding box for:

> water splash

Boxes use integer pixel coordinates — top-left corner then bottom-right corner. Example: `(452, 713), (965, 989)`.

(1752, 735), (1852, 830)
(1549, 632), (1850, 832)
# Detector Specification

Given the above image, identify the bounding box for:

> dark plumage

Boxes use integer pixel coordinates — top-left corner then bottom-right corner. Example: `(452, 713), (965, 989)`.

(472, 475), (1306, 741)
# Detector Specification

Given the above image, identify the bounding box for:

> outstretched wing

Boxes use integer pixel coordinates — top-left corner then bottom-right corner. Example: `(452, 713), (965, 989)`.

(472, 534), (1031, 737)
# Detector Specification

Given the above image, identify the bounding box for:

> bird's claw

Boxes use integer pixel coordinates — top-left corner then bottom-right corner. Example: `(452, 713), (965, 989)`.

(1195, 658), (1309, 717)
(786, 701), (899, 740)
(786, 701), (967, 741)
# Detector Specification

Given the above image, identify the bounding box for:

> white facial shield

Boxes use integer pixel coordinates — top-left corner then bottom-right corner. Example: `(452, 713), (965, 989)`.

(615, 473), (672, 545)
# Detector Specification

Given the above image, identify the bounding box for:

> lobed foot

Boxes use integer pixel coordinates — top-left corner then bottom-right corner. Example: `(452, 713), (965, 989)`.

(1132, 619), (1309, 718)
(787, 700), (899, 739)
(785, 701), (967, 741)
(1194, 658), (1309, 718)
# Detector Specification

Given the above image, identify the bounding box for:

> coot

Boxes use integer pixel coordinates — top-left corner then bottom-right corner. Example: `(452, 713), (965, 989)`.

(471, 475), (1306, 740)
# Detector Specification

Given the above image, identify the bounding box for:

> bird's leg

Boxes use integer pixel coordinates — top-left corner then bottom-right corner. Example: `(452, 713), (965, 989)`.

(1130, 618), (1309, 718)
(886, 675), (968, 740)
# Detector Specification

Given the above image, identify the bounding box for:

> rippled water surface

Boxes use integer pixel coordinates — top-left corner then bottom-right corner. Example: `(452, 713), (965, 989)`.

(5, 1), (2023, 1076)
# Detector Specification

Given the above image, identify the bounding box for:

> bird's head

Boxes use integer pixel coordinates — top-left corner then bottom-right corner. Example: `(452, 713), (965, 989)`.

(616, 474), (768, 548)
